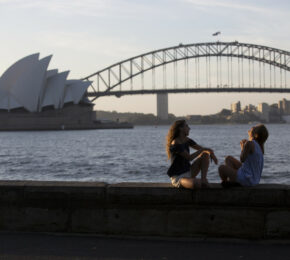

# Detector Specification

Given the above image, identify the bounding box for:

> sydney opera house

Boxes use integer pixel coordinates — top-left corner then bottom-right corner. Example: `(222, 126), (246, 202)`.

(0, 54), (130, 130)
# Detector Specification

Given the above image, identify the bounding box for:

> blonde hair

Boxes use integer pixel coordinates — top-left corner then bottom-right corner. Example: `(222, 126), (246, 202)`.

(166, 120), (186, 159)
(253, 124), (269, 154)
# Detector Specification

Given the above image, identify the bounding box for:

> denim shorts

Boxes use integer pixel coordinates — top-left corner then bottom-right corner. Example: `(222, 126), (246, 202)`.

(170, 171), (191, 188)
(236, 168), (253, 186)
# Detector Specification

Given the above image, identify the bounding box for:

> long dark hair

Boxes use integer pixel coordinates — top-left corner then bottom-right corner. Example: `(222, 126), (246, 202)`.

(166, 120), (186, 159)
(253, 124), (269, 154)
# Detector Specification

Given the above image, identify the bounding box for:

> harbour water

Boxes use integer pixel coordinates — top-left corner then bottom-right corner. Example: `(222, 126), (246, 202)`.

(0, 124), (289, 184)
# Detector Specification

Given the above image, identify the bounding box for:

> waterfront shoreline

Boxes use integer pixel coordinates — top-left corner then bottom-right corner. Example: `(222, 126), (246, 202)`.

(0, 122), (133, 131)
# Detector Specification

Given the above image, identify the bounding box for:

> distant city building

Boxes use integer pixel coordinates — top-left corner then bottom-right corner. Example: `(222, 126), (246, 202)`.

(243, 104), (256, 113)
(258, 103), (270, 122)
(186, 115), (202, 122)
(231, 101), (241, 113)
(157, 93), (168, 120)
(269, 104), (281, 123)
(278, 98), (290, 115)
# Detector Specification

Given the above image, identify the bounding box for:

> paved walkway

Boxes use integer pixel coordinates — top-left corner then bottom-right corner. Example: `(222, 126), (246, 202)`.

(0, 232), (290, 259)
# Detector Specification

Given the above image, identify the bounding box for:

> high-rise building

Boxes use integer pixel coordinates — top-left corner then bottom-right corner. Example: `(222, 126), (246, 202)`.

(258, 103), (270, 122)
(278, 98), (290, 115)
(231, 101), (241, 113)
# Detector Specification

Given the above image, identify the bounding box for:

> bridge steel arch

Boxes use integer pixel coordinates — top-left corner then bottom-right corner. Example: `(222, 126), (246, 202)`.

(83, 41), (290, 100)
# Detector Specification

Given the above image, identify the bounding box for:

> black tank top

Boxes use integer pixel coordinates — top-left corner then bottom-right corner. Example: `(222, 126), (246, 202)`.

(167, 138), (196, 177)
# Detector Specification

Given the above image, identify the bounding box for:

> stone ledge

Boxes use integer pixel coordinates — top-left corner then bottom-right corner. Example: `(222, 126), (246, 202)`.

(0, 180), (290, 239)
(0, 181), (289, 207)
(106, 182), (290, 207)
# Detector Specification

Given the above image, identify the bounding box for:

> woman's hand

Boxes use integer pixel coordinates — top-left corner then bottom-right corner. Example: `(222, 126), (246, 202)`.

(240, 140), (255, 162)
(240, 139), (247, 150)
(202, 148), (218, 165)
(210, 152), (218, 165)
(202, 147), (213, 154)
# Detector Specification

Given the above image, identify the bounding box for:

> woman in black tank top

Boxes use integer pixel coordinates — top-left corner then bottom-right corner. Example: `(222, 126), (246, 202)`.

(166, 120), (218, 189)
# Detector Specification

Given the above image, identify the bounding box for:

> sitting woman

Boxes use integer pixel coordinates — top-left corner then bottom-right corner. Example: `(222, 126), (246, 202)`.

(218, 124), (269, 187)
(166, 120), (218, 189)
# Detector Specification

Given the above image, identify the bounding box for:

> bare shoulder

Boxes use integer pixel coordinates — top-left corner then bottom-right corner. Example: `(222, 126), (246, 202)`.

(171, 139), (177, 145)
(171, 138), (182, 145)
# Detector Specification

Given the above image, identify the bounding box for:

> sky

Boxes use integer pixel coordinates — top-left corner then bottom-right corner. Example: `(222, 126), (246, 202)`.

(0, 0), (290, 116)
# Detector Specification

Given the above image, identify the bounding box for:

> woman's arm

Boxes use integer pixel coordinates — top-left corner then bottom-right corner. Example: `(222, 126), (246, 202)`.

(240, 141), (255, 162)
(192, 143), (218, 165)
(192, 144), (203, 150)
(176, 139), (218, 164)
(191, 141), (212, 154)
(170, 139), (202, 161)
(180, 145), (218, 164)
(185, 139), (207, 161)
(179, 149), (205, 161)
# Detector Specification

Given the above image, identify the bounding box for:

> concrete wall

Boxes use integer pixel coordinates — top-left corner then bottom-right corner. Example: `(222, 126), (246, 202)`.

(0, 181), (290, 239)
(0, 104), (132, 130)
(0, 104), (96, 130)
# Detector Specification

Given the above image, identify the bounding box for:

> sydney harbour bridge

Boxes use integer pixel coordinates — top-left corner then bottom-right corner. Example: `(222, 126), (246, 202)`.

(82, 41), (290, 119)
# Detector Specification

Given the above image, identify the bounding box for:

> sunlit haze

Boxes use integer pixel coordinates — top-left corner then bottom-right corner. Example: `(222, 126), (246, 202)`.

(0, 0), (289, 116)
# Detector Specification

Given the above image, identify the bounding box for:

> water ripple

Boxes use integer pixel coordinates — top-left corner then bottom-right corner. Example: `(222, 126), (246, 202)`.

(0, 125), (289, 184)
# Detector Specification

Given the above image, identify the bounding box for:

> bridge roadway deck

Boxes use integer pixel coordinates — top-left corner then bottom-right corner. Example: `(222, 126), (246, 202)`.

(87, 87), (290, 97)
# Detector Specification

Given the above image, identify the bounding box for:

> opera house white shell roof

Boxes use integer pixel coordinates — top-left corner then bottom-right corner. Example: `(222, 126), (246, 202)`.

(0, 54), (92, 112)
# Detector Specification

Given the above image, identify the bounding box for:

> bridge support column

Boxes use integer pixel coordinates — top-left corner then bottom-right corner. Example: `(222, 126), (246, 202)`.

(157, 93), (168, 120)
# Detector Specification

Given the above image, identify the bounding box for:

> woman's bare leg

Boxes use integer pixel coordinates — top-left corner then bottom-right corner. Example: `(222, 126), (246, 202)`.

(200, 153), (210, 183)
(225, 156), (242, 170)
(191, 152), (210, 186)
(218, 165), (238, 182)
(179, 177), (201, 189)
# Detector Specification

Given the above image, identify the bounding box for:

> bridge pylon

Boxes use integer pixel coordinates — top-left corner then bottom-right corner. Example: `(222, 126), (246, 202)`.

(157, 93), (168, 120)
